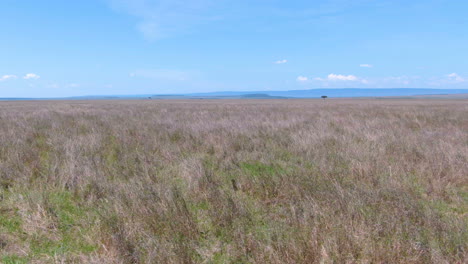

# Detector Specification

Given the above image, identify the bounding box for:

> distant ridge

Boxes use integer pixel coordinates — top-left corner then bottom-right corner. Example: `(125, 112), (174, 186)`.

(182, 88), (468, 98)
(73, 88), (468, 99)
(1, 88), (468, 100)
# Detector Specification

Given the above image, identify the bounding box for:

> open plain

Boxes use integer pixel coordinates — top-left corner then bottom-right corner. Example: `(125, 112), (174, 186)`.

(0, 99), (467, 263)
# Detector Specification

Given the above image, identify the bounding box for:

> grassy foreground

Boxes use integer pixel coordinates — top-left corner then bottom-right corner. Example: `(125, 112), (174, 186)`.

(0, 99), (466, 263)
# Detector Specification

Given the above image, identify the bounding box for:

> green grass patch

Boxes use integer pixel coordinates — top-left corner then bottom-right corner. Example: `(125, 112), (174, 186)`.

(0, 213), (22, 233)
(1, 255), (29, 264)
(239, 162), (286, 178)
(26, 191), (99, 258)
(47, 191), (87, 231)
(0, 190), (22, 233)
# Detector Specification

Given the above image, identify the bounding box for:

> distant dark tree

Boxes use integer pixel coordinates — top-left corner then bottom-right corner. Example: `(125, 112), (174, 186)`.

(321, 95), (328, 100)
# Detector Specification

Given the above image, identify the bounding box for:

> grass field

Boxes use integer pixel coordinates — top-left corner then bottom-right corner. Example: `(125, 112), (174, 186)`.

(0, 99), (467, 263)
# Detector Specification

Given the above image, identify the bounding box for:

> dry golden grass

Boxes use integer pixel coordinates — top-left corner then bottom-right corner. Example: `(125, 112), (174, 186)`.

(0, 99), (467, 263)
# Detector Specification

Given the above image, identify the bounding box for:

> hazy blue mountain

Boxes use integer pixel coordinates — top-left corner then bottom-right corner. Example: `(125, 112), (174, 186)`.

(2, 89), (468, 100)
(184, 89), (468, 98)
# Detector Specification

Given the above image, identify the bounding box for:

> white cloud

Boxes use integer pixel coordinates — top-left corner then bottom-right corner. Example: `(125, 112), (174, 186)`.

(24, 73), (40, 80)
(67, 83), (80, 88)
(275, 59), (288, 64)
(0, 75), (17, 81)
(327, 73), (359, 81)
(296, 76), (308, 82)
(447, 73), (465, 82)
(360, 64), (373, 68)
(107, 1), (375, 41)
(313, 73), (368, 84)
(107, 0), (219, 40)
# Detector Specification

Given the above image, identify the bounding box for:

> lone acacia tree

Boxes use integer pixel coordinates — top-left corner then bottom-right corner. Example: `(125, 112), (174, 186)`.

(321, 95), (328, 100)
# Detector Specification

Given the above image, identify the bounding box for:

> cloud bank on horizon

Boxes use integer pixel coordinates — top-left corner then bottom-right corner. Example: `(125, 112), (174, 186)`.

(0, 0), (467, 97)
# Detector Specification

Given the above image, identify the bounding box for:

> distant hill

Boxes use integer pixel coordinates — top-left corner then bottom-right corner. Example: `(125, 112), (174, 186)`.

(240, 93), (287, 99)
(183, 88), (468, 99)
(409, 93), (468, 99)
(2, 89), (468, 100)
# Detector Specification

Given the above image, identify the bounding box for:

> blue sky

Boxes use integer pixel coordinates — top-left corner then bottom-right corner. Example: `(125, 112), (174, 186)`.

(1, 0), (467, 97)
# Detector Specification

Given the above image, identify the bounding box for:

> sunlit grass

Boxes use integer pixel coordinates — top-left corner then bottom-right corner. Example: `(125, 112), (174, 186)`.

(0, 99), (466, 263)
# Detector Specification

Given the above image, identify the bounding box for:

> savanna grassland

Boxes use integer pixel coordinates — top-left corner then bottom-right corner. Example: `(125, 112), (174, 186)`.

(0, 99), (467, 264)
